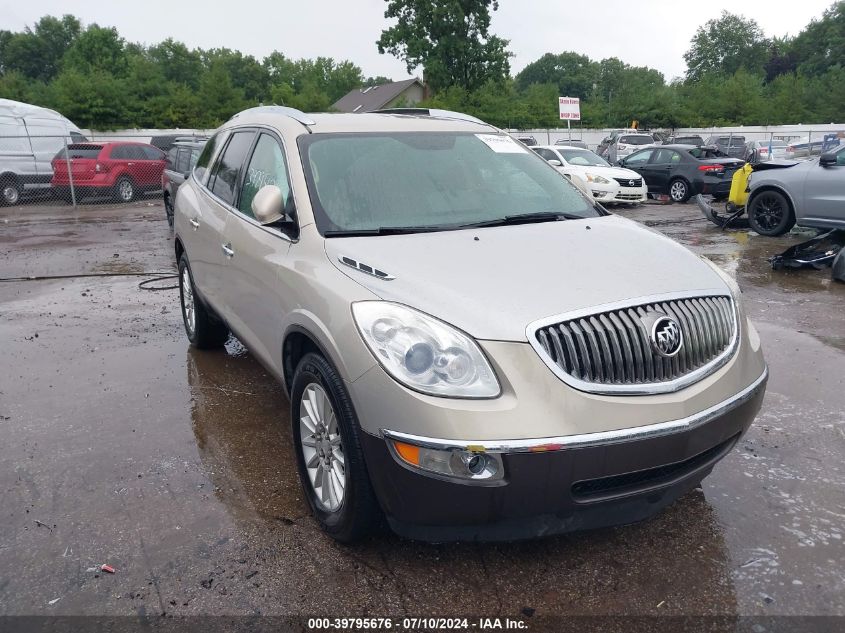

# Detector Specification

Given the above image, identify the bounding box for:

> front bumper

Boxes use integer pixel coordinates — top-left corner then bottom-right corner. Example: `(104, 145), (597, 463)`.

(359, 367), (767, 542)
(590, 183), (648, 204)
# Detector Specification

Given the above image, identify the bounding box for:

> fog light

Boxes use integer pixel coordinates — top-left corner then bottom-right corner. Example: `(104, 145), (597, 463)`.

(390, 440), (503, 482)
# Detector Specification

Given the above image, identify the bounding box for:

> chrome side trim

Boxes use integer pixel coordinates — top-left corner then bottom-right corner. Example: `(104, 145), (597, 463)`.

(380, 366), (767, 454)
(338, 255), (395, 280)
(526, 289), (740, 395)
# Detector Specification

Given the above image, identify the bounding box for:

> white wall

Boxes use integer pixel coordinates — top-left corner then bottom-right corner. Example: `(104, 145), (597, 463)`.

(505, 124), (845, 150)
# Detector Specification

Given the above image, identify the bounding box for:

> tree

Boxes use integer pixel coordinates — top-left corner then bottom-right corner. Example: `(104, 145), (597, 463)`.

(148, 39), (203, 89)
(790, 1), (845, 76)
(377, 0), (511, 92)
(0, 15), (80, 81)
(683, 11), (769, 82)
(515, 52), (597, 99)
(62, 24), (128, 77)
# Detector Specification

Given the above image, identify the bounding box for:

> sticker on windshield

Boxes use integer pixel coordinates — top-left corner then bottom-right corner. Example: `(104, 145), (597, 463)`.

(475, 134), (527, 154)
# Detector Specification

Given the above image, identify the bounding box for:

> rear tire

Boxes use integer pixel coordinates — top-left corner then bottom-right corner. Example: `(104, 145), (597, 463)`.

(114, 177), (135, 203)
(668, 178), (690, 203)
(291, 352), (381, 542)
(178, 254), (229, 349)
(2, 179), (21, 206)
(748, 190), (795, 236)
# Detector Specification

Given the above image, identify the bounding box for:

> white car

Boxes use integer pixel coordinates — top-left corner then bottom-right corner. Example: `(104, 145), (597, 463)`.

(533, 145), (648, 204)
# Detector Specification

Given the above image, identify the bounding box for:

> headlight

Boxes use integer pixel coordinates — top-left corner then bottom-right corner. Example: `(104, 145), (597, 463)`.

(352, 301), (500, 398)
(586, 173), (610, 184)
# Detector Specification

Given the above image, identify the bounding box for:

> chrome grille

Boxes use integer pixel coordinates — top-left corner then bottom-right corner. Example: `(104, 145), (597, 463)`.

(530, 295), (737, 394)
(614, 177), (642, 187)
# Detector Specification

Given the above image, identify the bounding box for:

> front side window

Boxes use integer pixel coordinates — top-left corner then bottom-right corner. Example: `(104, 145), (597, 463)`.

(238, 133), (292, 219)
(625, 149), (654, 165)
(208, 131), (255, 206)
(299, 132), (598, 235)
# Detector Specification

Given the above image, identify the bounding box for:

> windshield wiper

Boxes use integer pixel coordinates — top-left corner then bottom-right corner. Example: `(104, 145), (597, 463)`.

(459, 212), (577, 229)
(323, 225), (453, 237)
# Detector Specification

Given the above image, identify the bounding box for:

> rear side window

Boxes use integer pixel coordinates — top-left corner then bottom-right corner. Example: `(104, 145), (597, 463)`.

(194, 134), (223, 183)
(620, 135), (652, 145)
(175, 149), (190, 173)
(209, 131), (255, 206)
(653, 149), (680, 164)
(54, 144), (103, 160)
(141, 146), (165, 160)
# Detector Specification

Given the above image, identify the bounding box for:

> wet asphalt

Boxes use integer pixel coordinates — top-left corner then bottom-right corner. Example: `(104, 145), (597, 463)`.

(0, 197), (843, 621)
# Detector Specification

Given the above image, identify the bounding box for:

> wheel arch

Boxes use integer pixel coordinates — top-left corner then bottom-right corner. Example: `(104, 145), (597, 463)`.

(0, 171), (20, 185)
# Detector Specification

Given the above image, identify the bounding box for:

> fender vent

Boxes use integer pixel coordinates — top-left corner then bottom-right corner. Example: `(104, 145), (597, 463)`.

(338, 256), (395, 281)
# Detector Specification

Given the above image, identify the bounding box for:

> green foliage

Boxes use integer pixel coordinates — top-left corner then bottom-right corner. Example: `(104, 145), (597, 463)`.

(684, 11), (770, 82)
(791, 1), (845, 76)
(515, 52), (596, 98)
(377, 0), (511, 92)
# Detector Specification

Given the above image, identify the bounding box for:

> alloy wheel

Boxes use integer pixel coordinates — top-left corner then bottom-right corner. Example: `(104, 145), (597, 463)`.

(670, 181), (687, 201)
(299, 383), (346, 512)
(753, 194), (785, 232)
(181, 268), (195, 335)
(3, 184), (19, 205)
(119, 180), (133, 202)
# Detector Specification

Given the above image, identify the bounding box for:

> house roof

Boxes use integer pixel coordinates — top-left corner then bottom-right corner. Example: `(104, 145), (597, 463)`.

(332, 78), (423, 113)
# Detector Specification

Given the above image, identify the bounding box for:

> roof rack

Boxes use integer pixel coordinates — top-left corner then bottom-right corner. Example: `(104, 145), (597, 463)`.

(372, 108), (487, 125)
(230, 105), (316, 127)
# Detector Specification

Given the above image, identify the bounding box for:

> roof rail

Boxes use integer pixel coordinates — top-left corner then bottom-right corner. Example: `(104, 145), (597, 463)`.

(230, 105), (316, 127)
(372, 108), (487, 125)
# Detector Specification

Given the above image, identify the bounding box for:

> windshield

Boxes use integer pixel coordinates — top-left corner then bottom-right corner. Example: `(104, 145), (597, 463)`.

(53, 144), (103, 160)
(619, 135), (652, 145)
(299, 132), (598, 235)
(558, 149), (609, 167)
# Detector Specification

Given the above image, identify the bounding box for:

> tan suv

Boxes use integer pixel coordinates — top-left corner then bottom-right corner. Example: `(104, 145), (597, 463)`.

(173, 107), (768, 542)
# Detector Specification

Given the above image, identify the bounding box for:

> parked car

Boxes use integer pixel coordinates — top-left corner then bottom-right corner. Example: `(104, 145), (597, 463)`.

(151, 133), (209, 154)
(514, 134), (538, 147)
(533, 145), (647, 204)
(606, 133), (655, 164)
(0, 98), (86, 205)
(596, 128), (639, 158)
(163, 138), (207, 226)
(665, 134), (704, 147)
(173, 106), (767, 542)
(619, 144), (745, 202)
(555, 139), (588, 149)
(744, 139), (788, 163)
(703, 135), (746, 159)
(784, 137), (827, 159)
(51, 142), (167, 202)
(744, 144), (845, 235)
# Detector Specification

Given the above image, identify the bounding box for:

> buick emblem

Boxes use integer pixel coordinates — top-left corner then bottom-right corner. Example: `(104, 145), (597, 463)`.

(650, 315), (683, 357)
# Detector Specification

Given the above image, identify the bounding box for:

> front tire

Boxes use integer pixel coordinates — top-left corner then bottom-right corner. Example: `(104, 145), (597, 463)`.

(2, 180), (21, 206)
(114, 177), (135, 203)
(669, 178), (690, 203)
(178, 254), (229, 348)
(291, 352), (381, 542)
(748, 190), (795, 236)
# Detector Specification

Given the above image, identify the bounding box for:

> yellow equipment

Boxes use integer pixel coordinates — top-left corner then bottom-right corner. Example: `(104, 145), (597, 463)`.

(728, 163), (753, 207)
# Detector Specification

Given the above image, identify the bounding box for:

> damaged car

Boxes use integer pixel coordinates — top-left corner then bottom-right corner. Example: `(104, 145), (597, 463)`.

(173, 106), (768, 542)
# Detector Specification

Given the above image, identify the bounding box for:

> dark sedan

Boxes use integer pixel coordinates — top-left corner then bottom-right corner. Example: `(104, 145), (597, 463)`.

(617, 144), (744, 202)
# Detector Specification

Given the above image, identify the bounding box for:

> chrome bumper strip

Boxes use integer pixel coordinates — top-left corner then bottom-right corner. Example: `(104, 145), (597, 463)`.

(381, 366), (767, 454)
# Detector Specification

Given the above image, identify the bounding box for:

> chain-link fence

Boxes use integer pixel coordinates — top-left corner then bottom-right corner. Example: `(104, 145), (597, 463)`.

(0, 132), (209, 214)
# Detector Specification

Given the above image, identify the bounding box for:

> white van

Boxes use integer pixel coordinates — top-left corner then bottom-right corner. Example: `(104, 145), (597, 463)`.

(0, 99), (86, 205)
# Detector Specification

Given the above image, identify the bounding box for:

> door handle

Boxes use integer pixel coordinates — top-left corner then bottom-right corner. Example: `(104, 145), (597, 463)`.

(128, 162), (135, 166)
(221, 243), (235, 258)
(189, 218), (200, 230)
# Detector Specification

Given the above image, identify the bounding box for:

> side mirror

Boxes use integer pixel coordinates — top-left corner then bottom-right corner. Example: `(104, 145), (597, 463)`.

(819, 152), (837, 167)
(251, 184), (286, 224)
(548, 159), (562, 167)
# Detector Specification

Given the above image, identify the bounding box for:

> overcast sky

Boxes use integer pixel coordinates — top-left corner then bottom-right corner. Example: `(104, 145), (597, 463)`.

(0, 0), (834, 82)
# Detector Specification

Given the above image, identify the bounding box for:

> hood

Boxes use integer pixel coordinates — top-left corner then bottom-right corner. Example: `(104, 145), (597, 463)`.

(564, 164), (644, 180)
(325, 215), (729, 342)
